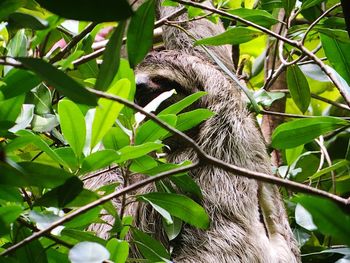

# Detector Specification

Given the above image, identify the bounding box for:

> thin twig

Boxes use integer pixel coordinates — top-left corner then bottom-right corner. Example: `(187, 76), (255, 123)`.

(72, 7), (186, 67)
(50, 22), (97, 64)
(171, 0), (350, 106)
(301, 3), (341, 45)
(270, 89), (350, 112)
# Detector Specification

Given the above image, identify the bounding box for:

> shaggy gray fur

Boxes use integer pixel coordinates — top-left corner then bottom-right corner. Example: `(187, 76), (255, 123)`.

(86, 1), (301, 262)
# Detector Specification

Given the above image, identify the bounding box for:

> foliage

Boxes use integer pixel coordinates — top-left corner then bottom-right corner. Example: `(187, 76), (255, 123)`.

(0, 0), (349, 262)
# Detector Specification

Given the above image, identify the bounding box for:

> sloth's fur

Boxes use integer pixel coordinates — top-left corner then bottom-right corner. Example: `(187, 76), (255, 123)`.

(86, 1), (301, 262)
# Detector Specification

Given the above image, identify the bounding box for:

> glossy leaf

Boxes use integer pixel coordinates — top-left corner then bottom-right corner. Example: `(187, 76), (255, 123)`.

(58, 100), (86, 158)
(17, 58), (97, 106)
(300, 0), (323, 10)
(95, 21), (126, 92)
(9, 12), (49, 30)
(321, 34), (350, 85)
(103, 126), (130, 151)
(138, 192), (210, 229)
(294, 195), (350, 246)
(127, 0), (155, 68)
(6, 130), (68, 166)
(0, 162), (72, 188)
(132, 229), (170, 261)
(0, 0), (24, 20)
(80, 149), (120, 174)
(91, 79), (130, 149)
(228, 8), (279, 27)
(159, 91), (207, 115)
(286, 64), (310, 113)
(135, 114), (177, 145)
(0, 94), (25, 129)
(35, 177), (84, 208)
(117, 142), (163, 163)
(106, 238), (129, 263)
(271, 117), (349, 149)
(309, 160), (350, 180)
(195, 27), (263, 46)
(176, 109), (214, 131)
(36, 0), (132, 22)
(69, 242), (110, 263)
(0, 69), (41, 100)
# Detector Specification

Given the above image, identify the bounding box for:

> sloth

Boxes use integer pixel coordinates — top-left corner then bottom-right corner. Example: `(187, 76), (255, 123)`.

(86, 1), (301, 262)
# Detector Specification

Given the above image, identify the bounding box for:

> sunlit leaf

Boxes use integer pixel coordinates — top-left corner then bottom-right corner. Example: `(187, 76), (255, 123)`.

(117, 142), (163, 163)
(135, 114), (177, 145)
(195, 27), (263, 46)
(58, 100), (86, 158)
(271, 117), (349, 149)
(9, 12), (49, 30)
(80, 149), (120, 174)
(17, 58), (97, 106)
(0, 69), (41, 100)
(0, 0), (24, 20)
(175, 109), (214, 131)
(132, 229), (170, 262)
(321, 34), (350, 85)
(106, 238), (129, 263)
(286, 64), (310, 113)
(159, 91), (207, 115)
(300, 0), (323, 10)
(294, 195), (350, 246)
(138, 192), (210, 229)
(228, 8), (279, 27)
(91, 79), (130, 149)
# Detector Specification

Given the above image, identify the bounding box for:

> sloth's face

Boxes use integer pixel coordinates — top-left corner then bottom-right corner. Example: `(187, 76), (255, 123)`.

(134, 51), (202, 112)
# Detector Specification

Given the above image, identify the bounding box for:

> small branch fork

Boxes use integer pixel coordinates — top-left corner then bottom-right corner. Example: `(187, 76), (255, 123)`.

(171, 0), (350, 107)
(2, 89), (349, 257)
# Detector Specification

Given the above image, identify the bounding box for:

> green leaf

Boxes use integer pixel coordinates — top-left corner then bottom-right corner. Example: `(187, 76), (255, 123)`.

(91, 79), (130, 149)
(35, 0), (132, 22)
(62, 229), (106, 245)
(0, 0), (24, 20)
(95, 21), (126, 92)
(176, 109), (214, 131)
(130, 155), (158, 173)
(135, 114), (177, 145)
(0, 204), (23, 228)
(117, 142), (163, 163)
(58, 100), (86, 158)
(132, 228), (170, 261)
(321, 34), (350, 85)
(0, 94), (25, 129)
(6, 130), (68, 167)
(17, 58), (97, 106)
(0, 69), (41, 100)
(106, 238), (129, 263)
(300, 0), (323, 10)
(163, 217), (182, 241)
(7, 29), (27, 57)
(170, 173), (202, 199)
(140, 196), (173, 224)
(286, 64), (310, 113)
(9, 12), (49, 30)
(0, 162), (72, 188)
(293, 195), (350, 246)
(35, 177), (84, 208)
(127, 0), (155, 68)
(228, 8), (279, 27)
(138, 192), (210, 229)
(271, 117), (349, 149)
(103, 126), (130, 151)
(195, 27), (263, 46)
(317, 28), (350, 43)
(80, 149), (120, 174)
(69, 242), (110, 263)
(159, 91), (207, 115)
(309, 160), (350, 180)
(281, 0), (296, 15)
